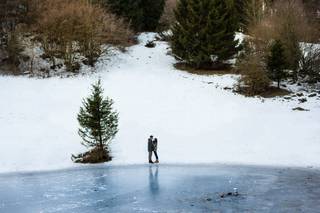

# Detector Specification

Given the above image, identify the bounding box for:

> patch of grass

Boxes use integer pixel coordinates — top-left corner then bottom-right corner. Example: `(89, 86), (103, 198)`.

(259, 87), (291, 98)
(0, 63), (21, 76)
(174, 62), (239, 76)
(236, 86), (291, 98)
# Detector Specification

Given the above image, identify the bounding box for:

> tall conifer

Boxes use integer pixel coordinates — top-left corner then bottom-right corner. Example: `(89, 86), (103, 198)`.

(171, 0), (240, 69)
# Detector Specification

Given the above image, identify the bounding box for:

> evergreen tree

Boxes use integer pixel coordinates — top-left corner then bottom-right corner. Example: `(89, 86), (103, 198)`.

(105, 0), (144, 31)
(267, 40), (287, 88)
(142, 0), (165, 31)
(234, 0), (252, 31)
(239, 0), (265, 31)
(0, 0), (28, 61)
(283, 31), (301, 82)
(6, 31), (24, 65)
(171, 0), (240, 69)
(77, 80), (119, 155)
(104, 0), (165, 31)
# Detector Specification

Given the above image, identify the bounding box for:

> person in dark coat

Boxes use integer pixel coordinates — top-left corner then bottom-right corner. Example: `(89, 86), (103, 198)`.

(148, 135), (154, 163)
(153, 138), (159, 163)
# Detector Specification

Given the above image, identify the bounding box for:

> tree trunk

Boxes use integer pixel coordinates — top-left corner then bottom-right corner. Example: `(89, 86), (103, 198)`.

(97, 101), (104, 160)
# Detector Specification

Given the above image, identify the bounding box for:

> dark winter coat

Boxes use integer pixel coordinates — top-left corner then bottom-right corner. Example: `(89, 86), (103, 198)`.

(152, 140), (158, 151)
(148, 138), (153, 152)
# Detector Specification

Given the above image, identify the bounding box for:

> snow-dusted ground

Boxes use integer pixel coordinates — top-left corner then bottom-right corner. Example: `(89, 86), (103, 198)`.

(0, 33), (319, 173)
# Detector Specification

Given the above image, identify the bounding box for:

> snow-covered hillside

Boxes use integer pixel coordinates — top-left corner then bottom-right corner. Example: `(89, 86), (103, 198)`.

(0, 33), (319, 173)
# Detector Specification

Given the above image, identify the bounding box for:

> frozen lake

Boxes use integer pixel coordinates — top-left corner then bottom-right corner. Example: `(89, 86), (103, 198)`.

(0, 164), (320, 212)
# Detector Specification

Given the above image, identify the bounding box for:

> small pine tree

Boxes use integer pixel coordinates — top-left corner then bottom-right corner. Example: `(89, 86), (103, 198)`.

(77, 80), (119, 157)
(281, 28), (302, 82)
(267, 40), (287, 88)
(171, 0), (240, 69)
(6, 31), (24, 66)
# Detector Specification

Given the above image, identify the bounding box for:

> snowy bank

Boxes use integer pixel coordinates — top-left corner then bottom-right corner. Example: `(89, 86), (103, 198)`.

(0, 33), (319, 173)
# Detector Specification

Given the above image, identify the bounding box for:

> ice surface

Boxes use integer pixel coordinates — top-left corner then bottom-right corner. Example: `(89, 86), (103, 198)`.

(0, 165), (319, 212)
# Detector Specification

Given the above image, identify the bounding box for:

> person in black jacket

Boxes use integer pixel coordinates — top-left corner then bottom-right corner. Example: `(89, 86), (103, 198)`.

(153, 138), (159, 163)
(148, 135), (154, 163)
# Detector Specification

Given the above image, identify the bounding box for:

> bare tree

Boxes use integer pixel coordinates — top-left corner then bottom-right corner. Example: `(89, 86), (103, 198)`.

(33, 0), (133, 72)
(247, 0), (318, 81)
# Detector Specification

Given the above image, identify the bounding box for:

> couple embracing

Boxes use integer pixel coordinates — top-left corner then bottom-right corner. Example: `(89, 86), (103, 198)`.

(148, 135), (159, 164)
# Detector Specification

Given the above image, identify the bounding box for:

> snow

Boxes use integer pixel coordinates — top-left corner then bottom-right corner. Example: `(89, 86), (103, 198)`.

(235, 32), (246, 45)
(0, 33), (320, 173)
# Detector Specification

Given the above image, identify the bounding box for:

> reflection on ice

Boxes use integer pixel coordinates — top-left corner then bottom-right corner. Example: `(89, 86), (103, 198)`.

(149, 165), (159, 196)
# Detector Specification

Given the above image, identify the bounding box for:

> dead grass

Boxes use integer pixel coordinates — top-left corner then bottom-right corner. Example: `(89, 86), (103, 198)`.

(72, 147), (112, 164)
(236, 86), (291, 98)
(259, 86), (291, 98)
(174, 62), (239, 76)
